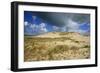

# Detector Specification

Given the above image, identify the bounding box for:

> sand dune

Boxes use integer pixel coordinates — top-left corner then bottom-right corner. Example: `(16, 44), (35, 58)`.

(24, 32), (90, 61)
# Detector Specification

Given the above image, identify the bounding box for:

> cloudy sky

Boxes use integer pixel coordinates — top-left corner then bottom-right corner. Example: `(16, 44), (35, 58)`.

(24, 11), (90, 35)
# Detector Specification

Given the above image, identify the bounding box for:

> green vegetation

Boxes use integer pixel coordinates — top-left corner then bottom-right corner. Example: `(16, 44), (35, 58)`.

(83, 45), (90, 48)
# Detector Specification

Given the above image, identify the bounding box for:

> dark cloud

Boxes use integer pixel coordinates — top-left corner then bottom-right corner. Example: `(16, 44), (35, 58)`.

(24, 11), (90, 35)
(34, 12), (90, 27)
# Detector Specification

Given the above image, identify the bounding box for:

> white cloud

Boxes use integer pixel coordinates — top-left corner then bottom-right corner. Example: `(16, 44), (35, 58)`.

(61, 27), (66, 32)
(39, 23), (48, 33)
(67, 19), (80, 32)
(67, 19), (79, 30)
(30, 24), (36, 29)
(40, 27), (48, 33)
(53, 26), (67, 32)
(40, 23), (46, 28)
(24, 21), (29, 26)
(52, 19), (80, 32)
(29, 22), (48, 34)
(67, 19), (89, 34)
(53, 26), (59, 31)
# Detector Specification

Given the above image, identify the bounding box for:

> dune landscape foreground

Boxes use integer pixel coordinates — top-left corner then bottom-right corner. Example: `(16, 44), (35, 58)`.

(24, 32), (90, 62)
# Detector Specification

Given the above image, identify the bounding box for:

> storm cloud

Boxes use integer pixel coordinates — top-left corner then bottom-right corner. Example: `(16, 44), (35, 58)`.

(24, 11), (90, 35)
(35, 12), (90, 27)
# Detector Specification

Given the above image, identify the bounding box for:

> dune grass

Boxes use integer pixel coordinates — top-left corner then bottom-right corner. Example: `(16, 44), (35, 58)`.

(24, 36), (90, 62)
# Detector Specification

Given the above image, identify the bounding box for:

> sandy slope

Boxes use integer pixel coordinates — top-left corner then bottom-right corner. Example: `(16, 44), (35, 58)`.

(24, 32), (90, 61)
(36, 32), (90, 44)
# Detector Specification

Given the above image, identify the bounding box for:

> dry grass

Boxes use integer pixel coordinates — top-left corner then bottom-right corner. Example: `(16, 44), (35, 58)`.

(24, 33), (90, 62)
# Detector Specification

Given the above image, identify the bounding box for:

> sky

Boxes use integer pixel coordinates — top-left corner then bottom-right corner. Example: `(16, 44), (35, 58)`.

(24, 11), (90, 35)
